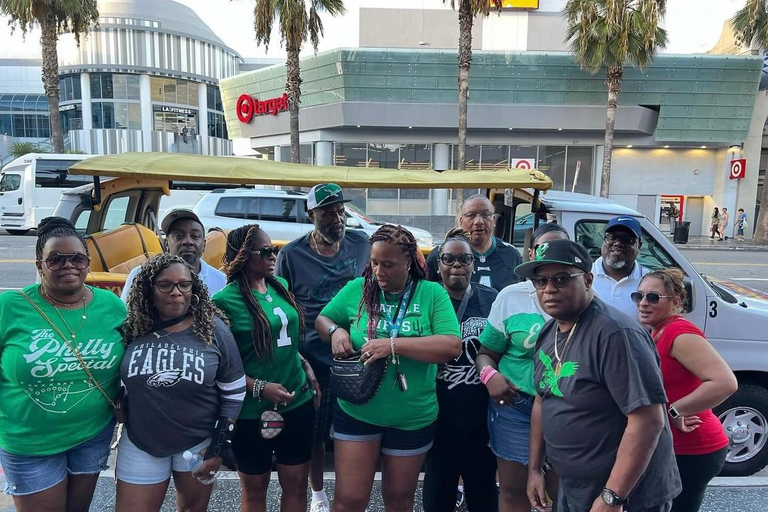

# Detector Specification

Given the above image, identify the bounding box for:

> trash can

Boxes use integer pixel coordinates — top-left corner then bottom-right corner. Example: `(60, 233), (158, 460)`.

(673, 221), (691, 244)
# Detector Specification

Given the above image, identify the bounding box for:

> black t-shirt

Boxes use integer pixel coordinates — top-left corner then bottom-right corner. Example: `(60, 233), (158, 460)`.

(534, 298), (681, 510)
(435, 283), (498, 438)
(427, 237), (522, 292)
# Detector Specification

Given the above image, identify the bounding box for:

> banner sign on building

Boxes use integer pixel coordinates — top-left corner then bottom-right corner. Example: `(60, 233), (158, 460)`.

(730, 159), (747, 180)
(154, 105), (194, 115)
(498, 0), (540, 9)
(511, 158), (536, 169)
(236, 93), (289, 123)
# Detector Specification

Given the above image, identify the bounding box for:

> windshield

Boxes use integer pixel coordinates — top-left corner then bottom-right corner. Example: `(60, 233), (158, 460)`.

(0, 173), (21, 192)
(346, 203), (383, 225)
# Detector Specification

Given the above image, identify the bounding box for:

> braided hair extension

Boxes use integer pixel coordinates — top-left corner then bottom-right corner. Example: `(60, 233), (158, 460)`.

(222, 224), (305, 362)
(36, 217), (88, 259)
(359, 225), (427, 339)
(122, 254), (226, 346)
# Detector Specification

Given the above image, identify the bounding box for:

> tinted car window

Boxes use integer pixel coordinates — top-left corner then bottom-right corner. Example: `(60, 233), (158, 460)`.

(575, 220), (677, 271)
(214, 197), (258, 220)
(259, 198), (299, 223)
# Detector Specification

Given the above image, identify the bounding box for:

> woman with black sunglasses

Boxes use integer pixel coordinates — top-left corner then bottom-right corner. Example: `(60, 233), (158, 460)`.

(0, 217), (126, 512)
(635, 269), (737, 512)
(212, 224), (321, 512)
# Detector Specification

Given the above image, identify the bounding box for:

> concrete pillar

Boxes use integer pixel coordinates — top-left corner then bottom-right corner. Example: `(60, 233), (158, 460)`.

(433, 143), (450, 171)
(274, 145), (282, 162)
(79, 73), (92, 154)
(739, 89), (768, 238)
(197, 83), (208, 155)
(139, 74), (153, 151)
(315, 141), (333, 166)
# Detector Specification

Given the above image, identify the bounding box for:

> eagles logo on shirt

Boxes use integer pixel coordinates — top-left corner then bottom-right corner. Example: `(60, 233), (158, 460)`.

(147, 369), (183, 387)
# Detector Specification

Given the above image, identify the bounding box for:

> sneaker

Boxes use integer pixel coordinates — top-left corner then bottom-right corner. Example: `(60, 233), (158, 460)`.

(310, 499), (330, 512)
(455, 489), (465, 508)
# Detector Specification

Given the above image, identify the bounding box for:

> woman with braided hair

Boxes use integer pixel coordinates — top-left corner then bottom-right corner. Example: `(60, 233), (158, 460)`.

(116, 254), (245, 512)
(212, 224), (321, 512)
(0, 217), (125, 512)
(316, 224), (461, 512)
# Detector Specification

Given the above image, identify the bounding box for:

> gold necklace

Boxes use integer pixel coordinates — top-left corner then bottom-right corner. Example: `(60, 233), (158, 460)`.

(553, 320), (579, 376)
(50, 295), (88, 340)
(310, 231), (339, 255)
(40, 285), (86, 307)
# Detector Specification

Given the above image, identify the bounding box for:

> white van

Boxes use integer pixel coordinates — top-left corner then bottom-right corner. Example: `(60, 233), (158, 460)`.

(523, 190), (768, 477)
(192, 188), (434, 246)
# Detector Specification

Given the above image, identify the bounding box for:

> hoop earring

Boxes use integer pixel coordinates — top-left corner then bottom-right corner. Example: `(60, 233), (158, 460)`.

(190, 294), (200, 306)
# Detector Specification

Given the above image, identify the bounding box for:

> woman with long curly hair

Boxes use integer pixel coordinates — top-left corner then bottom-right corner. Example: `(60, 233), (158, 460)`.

(212, 224), (321, 512)
(0, 217), (125, 512)
(116, 254), (245, 512)
(315, 224), (462, 512)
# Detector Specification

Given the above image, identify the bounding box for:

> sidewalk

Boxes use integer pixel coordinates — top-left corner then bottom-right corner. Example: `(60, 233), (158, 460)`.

(670, 234), (768, 251)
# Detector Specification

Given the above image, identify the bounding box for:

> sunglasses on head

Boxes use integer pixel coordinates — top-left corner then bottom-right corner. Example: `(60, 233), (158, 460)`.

(251, 246), (280, 259)
(439, 253), (474, 266)
(530, 272), (585, 290)
(42, 253), (90, 271)
(630, 291), (673, 304)
(154, 280), (194, 293)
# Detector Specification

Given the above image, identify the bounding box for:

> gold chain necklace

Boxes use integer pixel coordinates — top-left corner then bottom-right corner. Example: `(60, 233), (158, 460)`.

(310, 231), (339, 255)
(40, 285), (86, 307)
(553, 320), (579, 376)
(50, 294), (88, 341)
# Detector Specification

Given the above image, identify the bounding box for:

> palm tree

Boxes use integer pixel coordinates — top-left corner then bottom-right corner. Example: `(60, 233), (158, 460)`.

(253, 0), (345, 163)
(0, 0), (99, 154)
(564, 0), (667, 198)
(445, 0), (502, 172)
(731, 0), (768, 243)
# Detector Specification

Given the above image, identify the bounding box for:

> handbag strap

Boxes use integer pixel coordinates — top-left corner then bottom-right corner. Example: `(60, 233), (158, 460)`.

(456, 285), (472, 322)
(18, 290), (117, 410)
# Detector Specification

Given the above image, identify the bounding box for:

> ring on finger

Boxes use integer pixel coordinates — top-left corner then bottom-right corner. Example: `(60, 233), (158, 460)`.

(499, 400), (505, 405)
(364, 351), (371, 358)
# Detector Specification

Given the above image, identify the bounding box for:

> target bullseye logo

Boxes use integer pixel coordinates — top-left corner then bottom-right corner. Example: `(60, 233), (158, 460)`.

(236, 93), (289, 124)
(511, 158), (535, 170)
(730, 159), (746, 180)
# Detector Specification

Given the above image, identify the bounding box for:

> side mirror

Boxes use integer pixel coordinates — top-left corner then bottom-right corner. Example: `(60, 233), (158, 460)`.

(346, 217), (361, 228)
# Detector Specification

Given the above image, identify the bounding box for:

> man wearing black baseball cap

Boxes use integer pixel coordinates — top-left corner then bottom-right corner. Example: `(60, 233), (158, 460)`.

(518, 240), (681, 512)
(591, 216), (649, 318)
(276, 183), (370, 512)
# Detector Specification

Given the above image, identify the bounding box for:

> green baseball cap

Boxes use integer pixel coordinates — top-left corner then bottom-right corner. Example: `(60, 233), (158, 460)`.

(307, 183), (350, 210)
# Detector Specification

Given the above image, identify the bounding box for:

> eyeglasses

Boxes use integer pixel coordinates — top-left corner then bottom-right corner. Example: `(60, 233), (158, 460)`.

(530, 272), (585, 290)
(462, 211), (493, 221)
(251, 246), (280, 259)
(439, 253), (474, 266)
(42, 253), (90, 271)
(154, 280), (193, 293)
(630, 291), (673, 304)
(603, 233), (638, 246)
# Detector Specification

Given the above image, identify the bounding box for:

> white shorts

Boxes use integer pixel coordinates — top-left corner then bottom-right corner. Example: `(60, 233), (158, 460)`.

(116, 431), (211, 485)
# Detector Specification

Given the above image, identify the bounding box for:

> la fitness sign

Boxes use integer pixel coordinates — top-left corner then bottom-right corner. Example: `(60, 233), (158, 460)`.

(236, 93), (289, 123)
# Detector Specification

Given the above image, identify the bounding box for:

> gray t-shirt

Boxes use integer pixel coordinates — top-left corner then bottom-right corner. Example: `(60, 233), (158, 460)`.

(120, 317), (246, 457)
(534, 298), (681, 511)
(276, 230), (370, 367)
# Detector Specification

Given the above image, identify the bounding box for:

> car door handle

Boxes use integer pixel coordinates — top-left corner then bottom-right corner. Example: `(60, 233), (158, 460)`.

(18, 198), (22, 205)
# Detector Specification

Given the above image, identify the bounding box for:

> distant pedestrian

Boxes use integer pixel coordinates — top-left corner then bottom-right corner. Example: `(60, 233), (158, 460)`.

(182, 126), (189, 144)
(718, 208), (729, 241)
(667, 202), (679, 234)
(737, 208), (747, 241)
(190, 126), (197, 138)
(709, 207), (721, 240)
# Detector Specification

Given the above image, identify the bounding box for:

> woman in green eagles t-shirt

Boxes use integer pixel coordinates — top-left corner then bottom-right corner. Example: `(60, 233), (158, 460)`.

(316, 225), (461, 512)
(0, 217), (125, 511)
(212, 225), (321, 512)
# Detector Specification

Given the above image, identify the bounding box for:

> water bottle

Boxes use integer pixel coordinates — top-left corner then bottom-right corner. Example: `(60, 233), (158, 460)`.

(182, 450), (216, 485)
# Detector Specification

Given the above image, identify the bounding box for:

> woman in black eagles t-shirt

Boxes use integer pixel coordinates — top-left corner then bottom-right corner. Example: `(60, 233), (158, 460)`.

(116, 255), (246, 512)
(422, 229), (499, 512)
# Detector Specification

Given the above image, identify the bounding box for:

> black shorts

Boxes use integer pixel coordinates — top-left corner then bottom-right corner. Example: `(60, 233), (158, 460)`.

(312, 363), (336, 445)
(233, 400), (315, 475)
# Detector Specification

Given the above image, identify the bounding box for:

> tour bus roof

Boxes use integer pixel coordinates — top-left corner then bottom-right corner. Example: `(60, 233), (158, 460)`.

(69, 152), (553, 190)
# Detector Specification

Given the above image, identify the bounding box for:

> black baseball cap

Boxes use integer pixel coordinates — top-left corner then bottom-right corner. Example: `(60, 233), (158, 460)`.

(515, 239), (592, 279)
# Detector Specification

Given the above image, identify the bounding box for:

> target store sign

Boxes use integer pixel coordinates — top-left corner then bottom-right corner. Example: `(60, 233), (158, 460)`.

(730, 159), (747, 180)
(236, 93), (289, 123)
(511, 158), (536, 170)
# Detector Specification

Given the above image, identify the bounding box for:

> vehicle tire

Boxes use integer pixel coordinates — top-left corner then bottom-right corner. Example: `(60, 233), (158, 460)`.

(715, 384), (768, 476)
(6, 229), (30, 235)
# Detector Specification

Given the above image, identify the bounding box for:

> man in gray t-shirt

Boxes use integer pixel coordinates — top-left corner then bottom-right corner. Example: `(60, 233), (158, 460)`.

(516, 240), (680, 512)
(275, 183), (370, 512)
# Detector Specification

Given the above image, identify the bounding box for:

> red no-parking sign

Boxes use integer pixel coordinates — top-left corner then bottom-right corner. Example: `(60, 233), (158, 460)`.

(730, 159), (747, 180)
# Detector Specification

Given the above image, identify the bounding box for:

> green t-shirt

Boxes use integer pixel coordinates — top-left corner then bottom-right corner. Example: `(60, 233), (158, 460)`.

(320, 277), (461, 430)
(0, 284), (126, 456)
(213, 277), (311, 419)
(478, 281), (548, 397)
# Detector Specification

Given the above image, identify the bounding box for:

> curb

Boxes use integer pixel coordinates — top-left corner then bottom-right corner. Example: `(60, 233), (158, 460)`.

(674, 244), (768, 251)
(709, 477), (768, 488)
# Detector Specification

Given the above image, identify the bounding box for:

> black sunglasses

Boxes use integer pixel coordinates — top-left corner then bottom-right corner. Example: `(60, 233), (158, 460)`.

(251, 246), (280, 259)
(439, 253), (474, 266)
(42, 253), (90, 271)
(154, 280), (194, 293)
(630, 291), (673, 304)
(603, 233), (638, 246)
(530, 272), (585, 290)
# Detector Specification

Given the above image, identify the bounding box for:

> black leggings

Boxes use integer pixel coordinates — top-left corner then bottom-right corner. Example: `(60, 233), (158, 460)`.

(672, 447), (727, 512)
(422, 432), (498, 512)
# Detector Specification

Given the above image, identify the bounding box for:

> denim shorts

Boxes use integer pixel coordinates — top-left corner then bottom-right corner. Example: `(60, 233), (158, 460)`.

(115, 431), (211, 485)
(0, 419), (115, 496)
(332, 405), (435, 457)
(488, 393), (534, 465)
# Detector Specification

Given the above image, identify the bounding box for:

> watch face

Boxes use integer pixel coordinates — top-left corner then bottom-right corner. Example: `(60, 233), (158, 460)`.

(601, 489), (616, 506)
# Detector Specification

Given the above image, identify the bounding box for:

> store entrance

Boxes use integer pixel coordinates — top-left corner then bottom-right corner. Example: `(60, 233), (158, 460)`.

(153, 110), (198, 139)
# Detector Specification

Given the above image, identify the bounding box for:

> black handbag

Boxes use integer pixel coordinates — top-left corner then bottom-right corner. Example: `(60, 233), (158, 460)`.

(330, 351), (387, 405)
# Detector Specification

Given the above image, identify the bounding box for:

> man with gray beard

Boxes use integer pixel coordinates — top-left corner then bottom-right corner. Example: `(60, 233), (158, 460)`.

(591, 216), (649, 318)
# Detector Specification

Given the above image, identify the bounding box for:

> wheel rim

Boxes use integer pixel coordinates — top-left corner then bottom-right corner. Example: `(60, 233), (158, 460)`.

(718, 406), (768, 464)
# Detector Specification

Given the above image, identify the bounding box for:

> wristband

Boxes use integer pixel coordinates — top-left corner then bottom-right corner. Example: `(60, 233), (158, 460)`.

(480, 366), (499, 385)
(205, 417), (236, 460)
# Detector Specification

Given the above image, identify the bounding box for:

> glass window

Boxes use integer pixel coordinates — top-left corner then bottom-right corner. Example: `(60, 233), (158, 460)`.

(128, 103), (141, 130)
(92, 102), (103, 128)
(0, 173), (21, 192)
(214, 196), (257, 220)
(34, 160), (88, 188)
(35, 96), (49, 112)
(90, 74), (101, 99)
(452, 145), (481, 170)
(481, 145), (508, 170)
(163, 80), (177, 104)
(368, 143), (400, 169)
(101, 74), (113, 99)
(61, 78), (70, 102)
(566, 146), (594, 195)
(126, 76), (140, 100)
(176, 79), (189, 105)
(400, 144), (431, 170)
(0, 95), (12, 111)
(334, 143), (367, 167)
(114, 102), (128, 129)
(151, 77), (164, 102)
(72, 76), (81, 100)
(12, 114), (25, 137)
(258, 198), (299, 222)
(509, 145), (538, 166)
(538, 146), (566, 190)
(0, 113), (11, 135)
(103, 196), (130, 230)
(36, 115), (50, 138)
(11, 95), (26, 111)
(300, 144), (313, 165)
(207, 85), (223, 111)
(188, 83), (198, 106)
(113, 75), (127, 100)
(102, 103), (114, 128)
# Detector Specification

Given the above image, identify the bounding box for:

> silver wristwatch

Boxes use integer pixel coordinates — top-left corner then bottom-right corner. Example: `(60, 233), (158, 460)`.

(328, 324), (340, 339)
